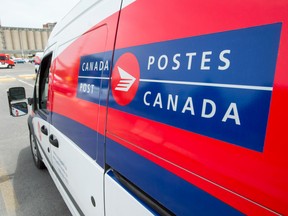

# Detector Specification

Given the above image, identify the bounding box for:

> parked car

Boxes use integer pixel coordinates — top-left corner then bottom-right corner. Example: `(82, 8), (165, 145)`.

(14, 58), (26, 64)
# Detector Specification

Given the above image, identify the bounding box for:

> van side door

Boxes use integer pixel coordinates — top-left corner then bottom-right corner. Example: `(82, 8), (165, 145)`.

(48, 0), (123, 215)
(32, 53), (53, 166)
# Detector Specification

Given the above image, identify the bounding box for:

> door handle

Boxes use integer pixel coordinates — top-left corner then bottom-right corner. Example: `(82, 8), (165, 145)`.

(49, 135), (59, 148)
(41, 125), (48, 136)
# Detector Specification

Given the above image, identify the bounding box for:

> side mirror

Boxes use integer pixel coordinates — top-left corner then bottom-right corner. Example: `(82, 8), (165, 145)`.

(8, 87), (26, 101)
(7, 87), (28, 117)
(11, 102), (28, 117)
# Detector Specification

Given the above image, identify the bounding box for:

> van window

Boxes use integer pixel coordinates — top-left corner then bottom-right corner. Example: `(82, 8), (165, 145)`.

(35, 53), (52, 112)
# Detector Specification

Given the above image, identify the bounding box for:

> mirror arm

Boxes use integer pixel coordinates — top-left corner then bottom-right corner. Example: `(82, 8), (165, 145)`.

(28, 97), (34, 106)
(7, 91), (12, 115)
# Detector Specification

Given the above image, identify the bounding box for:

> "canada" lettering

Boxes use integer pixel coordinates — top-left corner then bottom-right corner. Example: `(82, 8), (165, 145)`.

(143, 91), (240, 125)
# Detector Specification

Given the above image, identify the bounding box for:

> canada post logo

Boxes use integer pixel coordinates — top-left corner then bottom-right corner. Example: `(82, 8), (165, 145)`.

(111, 53), (140, 106)
(111, 23), (282, 152)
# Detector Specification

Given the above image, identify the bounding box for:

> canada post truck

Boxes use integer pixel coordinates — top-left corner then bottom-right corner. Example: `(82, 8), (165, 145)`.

(7, 0), (288, 215)
(0, 53), (15, 69)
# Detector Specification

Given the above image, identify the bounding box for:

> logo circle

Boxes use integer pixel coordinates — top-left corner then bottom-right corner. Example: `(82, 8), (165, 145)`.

(111, 53), (140, 106)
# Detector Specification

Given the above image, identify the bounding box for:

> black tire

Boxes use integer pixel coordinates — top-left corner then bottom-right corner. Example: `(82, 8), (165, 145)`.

(30, 132), (46, 169)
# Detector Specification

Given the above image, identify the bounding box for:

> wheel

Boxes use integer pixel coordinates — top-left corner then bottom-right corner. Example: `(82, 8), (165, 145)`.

(30, 132), (45, 169)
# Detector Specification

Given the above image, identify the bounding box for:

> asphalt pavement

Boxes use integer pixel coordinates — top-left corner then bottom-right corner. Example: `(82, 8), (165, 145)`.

(0, 64), (71, 216)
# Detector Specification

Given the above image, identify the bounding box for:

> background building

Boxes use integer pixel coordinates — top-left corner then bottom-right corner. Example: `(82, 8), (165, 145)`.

(0, 23), (55, 58)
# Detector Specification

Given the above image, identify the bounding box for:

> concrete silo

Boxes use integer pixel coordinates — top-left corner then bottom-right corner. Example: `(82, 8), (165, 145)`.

(19, 30), (29, 50)
(34, 30), (43, 50)
(11, 29), (21, 51)
(41, 30), (49, 48)
(27, 30), (36, 50)
(0, 28), (4, 50)
(4, 29), (13, 50)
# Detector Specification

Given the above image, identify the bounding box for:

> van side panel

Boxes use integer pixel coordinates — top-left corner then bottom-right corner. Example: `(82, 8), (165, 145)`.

(105, 0), (288, 215)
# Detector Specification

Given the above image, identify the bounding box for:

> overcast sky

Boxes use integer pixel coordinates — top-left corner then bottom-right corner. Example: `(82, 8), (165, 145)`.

(0, 0), (80, 28)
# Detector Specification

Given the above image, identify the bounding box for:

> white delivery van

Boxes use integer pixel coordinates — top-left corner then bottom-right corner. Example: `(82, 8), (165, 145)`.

(7, 0), (288, 215)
